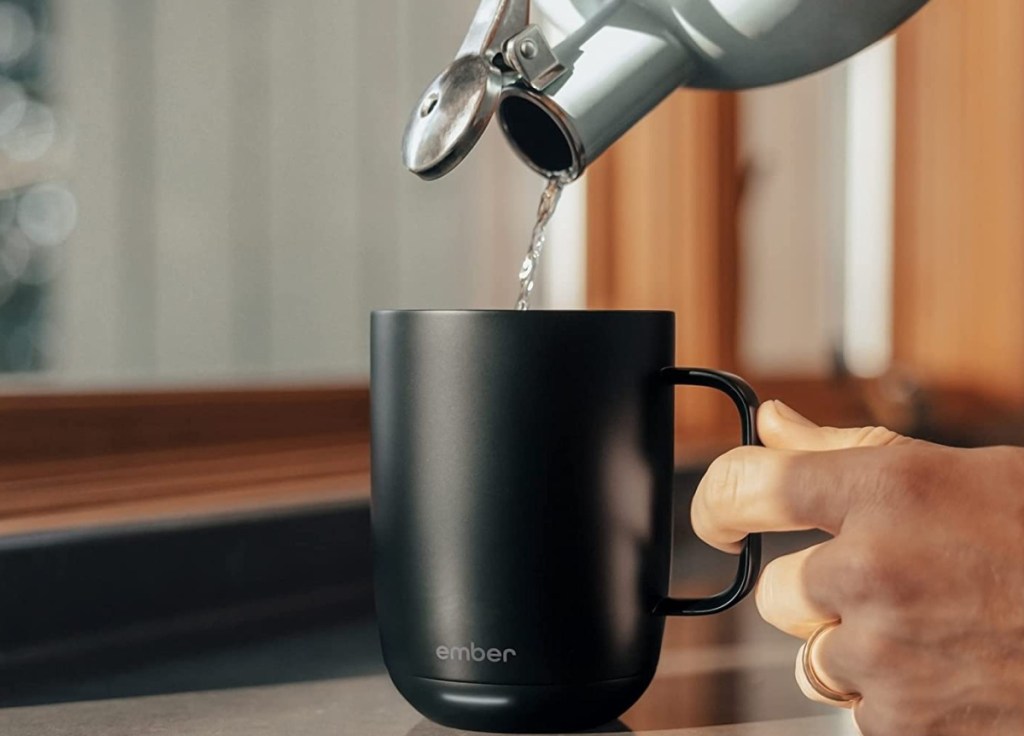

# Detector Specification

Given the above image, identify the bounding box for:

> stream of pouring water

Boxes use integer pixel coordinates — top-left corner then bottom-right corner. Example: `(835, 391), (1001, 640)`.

(515, 176), (568, 311)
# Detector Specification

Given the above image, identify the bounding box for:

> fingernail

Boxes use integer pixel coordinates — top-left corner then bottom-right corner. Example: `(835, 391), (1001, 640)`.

(770, 400), (816, 427)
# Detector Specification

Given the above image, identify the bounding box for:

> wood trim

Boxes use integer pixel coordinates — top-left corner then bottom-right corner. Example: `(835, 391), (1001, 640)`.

(673, 373), (1024, 466)
(0, 468), (369, 539)
(0, 384), (369, 463)
(0, 374), (865, 536)
(586, 89), (740, 442)
(0, 385), (370, 536)
(5, 373), (1012, 537)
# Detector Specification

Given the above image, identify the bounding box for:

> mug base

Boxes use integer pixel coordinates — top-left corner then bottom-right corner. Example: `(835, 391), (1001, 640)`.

(388, 670), (654, 733)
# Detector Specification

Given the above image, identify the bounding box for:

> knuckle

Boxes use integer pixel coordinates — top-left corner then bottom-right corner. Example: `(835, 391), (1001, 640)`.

(835, 545), (893, 605)
(802, 546), (846, 610)
(694, 448), (760, 544)
(704, 447), (754, 515)
(873, 446), (935, 504)
(852, 627), (900, 674)
(803, 544), (839, 592)
(836, 541), (921, 612)
(853, 425), (906, 448)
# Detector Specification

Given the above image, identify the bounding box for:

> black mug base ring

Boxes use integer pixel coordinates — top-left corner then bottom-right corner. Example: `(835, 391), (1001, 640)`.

(389, 670), (653, 733)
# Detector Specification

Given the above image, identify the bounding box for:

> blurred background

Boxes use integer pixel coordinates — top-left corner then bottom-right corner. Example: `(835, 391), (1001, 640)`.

(0, 0), (1014, 430)
(7, 0), (555, 384)
(1, 0), (1022, 728)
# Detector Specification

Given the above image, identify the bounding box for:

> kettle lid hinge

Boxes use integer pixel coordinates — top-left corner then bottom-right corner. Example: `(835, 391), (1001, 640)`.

(503, 25), (570, 92)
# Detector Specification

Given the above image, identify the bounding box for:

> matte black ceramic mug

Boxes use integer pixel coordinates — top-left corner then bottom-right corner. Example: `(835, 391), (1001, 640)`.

(371, 310), (761, 733)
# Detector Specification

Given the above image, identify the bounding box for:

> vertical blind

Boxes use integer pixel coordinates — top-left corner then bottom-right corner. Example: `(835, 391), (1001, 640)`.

(52, 0), (545, 385)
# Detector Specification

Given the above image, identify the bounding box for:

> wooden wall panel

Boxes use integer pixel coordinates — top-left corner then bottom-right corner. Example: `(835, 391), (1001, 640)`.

(587, 91), (740, 439)
(894, 0), (1024, 402)
(0, 385), (370, 536)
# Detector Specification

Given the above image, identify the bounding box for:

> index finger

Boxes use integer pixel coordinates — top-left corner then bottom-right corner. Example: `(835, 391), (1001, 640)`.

(691, 445), (859, 553)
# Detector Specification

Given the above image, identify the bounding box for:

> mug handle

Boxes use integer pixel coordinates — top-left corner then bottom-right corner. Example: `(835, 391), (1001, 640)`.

(652, 367), (763, 616)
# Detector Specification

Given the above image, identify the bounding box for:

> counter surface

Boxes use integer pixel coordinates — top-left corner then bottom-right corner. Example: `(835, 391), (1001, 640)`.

(0, 670), (857, 736)
(0, 606), (858, 736)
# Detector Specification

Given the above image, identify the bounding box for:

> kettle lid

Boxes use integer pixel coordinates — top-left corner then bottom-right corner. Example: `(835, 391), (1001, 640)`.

(402, 0), (568, 180)
(402, 54), (504, 181)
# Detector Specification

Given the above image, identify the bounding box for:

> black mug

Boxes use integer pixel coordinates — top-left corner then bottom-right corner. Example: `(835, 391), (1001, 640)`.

(371, 310), (761, 733)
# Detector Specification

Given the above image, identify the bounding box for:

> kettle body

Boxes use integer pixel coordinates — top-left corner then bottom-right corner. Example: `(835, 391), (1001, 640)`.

(403, 0), (931, 180)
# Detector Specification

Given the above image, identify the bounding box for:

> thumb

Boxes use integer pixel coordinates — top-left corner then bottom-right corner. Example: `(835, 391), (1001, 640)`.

(758, 400), (910, 452)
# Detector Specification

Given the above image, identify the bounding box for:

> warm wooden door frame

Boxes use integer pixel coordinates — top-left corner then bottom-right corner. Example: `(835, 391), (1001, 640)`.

(587, 89), (742, 443)
(893, 0), (1024, 404)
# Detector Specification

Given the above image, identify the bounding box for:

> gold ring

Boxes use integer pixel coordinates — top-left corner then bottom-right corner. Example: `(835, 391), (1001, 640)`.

(802, 621), (860, 704)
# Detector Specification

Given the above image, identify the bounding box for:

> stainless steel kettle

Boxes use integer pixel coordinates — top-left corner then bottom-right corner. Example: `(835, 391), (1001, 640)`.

(403, 0), (929, 181)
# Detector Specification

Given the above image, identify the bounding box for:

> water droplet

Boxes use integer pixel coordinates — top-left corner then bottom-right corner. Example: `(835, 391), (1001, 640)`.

(518, 256), (534, 280)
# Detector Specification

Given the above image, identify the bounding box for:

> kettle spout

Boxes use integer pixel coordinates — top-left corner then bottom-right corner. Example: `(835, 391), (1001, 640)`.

(498, 1), (692, 181)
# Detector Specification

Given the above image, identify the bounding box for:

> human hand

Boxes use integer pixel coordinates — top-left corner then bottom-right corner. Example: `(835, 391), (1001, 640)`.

(692, 401), (1024, 735)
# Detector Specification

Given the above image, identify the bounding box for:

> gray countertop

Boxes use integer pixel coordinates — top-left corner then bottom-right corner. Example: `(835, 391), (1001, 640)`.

(0, 672), (856, 736)
(0, 531), (847, 735)
(0, 607), (858, 736)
